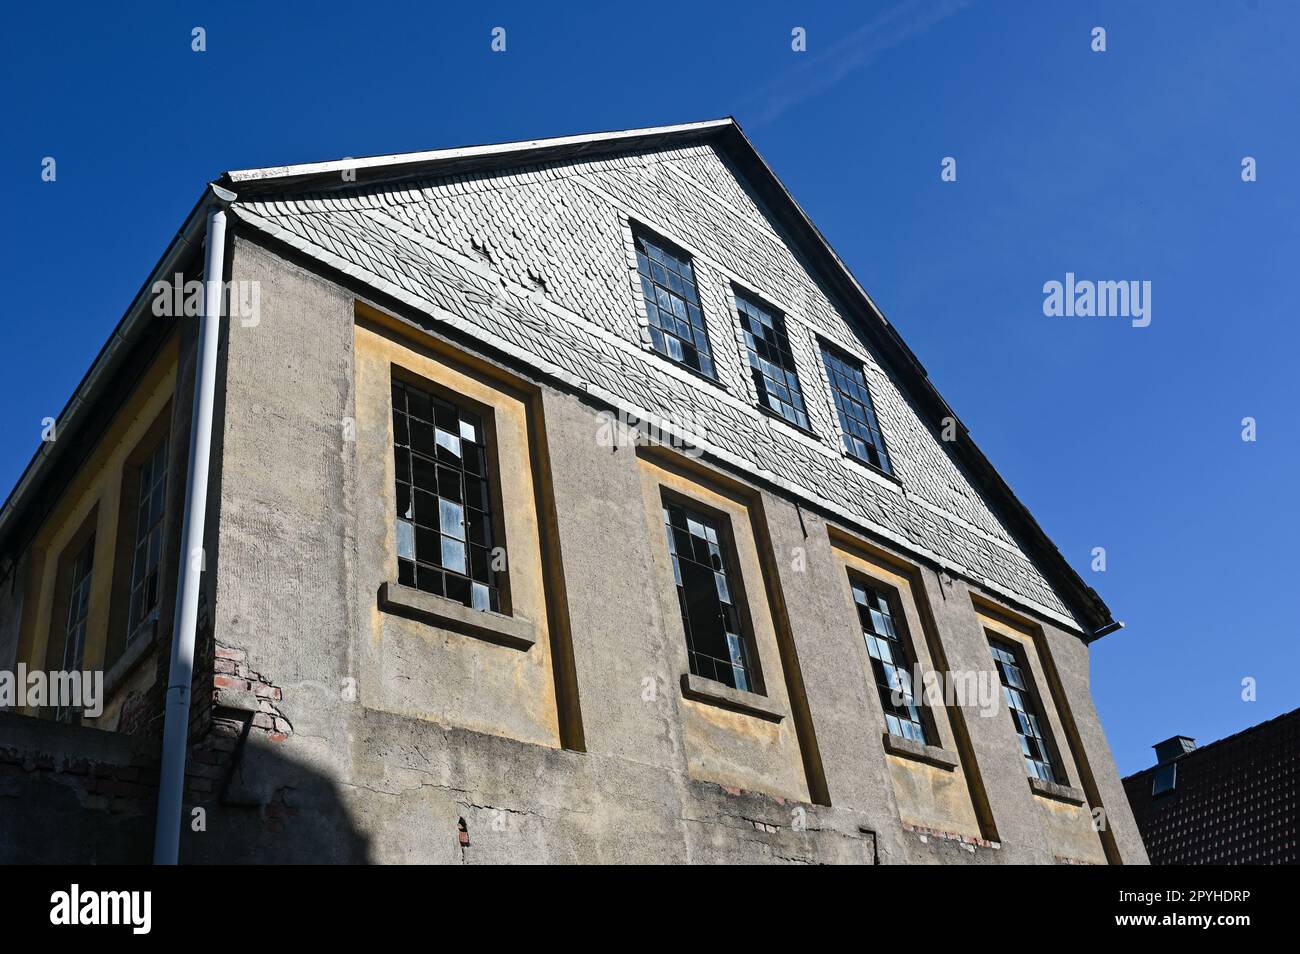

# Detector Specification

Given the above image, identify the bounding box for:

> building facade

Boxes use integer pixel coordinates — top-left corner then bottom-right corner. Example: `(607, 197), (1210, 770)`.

(0, 120), (1147, 864)
(1123, 710), (1299, 865)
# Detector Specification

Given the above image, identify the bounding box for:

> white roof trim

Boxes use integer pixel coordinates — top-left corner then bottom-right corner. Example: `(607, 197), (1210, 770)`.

(225, 118), (736, 184)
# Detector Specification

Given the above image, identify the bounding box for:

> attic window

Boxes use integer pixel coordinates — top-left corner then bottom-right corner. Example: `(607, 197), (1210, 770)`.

(634, 229), (716, 379)
(735, 291), (810, 430)
(821, 344), (892, 474)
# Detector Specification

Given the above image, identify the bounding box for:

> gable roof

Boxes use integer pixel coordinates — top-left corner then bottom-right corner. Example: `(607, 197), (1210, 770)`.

(0, 118), (1119, 639)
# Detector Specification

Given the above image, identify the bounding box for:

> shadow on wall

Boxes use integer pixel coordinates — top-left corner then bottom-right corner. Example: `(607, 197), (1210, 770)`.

(182, 737), (373, 865)
(0, 713), (371, 864)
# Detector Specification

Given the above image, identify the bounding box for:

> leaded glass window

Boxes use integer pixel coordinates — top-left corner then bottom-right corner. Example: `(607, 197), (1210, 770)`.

(852, 579), (931, 744)
(663, 500), (759, 692)
(127, 437), (168, 644)
(821, 345), (892, 473)
(635, 229), (715, 378)
(56, 537), (95, 722)
(736, 292), (810, 429)
(392, 377), (501, 613)
(989, 638), (1059, 783)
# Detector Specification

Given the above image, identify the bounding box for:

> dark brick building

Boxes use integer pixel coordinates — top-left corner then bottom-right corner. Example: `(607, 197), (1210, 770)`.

(1122, 708), (1299, 865)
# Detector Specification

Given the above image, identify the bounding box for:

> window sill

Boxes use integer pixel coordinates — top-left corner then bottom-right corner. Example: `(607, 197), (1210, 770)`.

(841, 449), (902, 488)
(756, 402), (820, 442)
(679, 673), (784, 722)
(639, 340), (730, 394)
(378, 581), (536, 651)
(101, 618), (159, 703)
(1029, 776), (1087, 806)
(881, 732), (959, 771)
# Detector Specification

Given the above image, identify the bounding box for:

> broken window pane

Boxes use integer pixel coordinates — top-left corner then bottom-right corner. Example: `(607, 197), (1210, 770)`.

(662, 499), (760, 692)
(852, 579), (931, 745)
(392, 377), (504, 613)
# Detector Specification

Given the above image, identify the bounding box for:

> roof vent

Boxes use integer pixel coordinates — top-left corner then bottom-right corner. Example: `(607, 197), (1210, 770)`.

(1153, 735), (1197, 764)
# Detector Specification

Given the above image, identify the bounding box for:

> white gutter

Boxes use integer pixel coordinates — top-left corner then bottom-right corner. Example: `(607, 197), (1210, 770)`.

(153, 183), (235, 865)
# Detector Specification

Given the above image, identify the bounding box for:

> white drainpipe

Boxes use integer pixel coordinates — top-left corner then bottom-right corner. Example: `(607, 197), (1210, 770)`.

(153, 183), (236, 865)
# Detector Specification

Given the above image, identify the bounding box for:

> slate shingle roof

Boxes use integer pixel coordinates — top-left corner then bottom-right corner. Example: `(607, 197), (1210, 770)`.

(221, 121), (1110, 633)
(0, 120), (1115, 638)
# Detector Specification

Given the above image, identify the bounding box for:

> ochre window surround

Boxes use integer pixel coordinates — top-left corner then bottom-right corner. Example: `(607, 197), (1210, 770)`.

(355, 311), (583, 753)
(15, 335), (179, 728)
(828, 526), (997, 843)
(636, 447), (827, 805)
(972, 595), (1114, 863)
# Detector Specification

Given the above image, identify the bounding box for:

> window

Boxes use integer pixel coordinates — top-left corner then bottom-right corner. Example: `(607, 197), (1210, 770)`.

(126, 437), (168, 644)
(989, 638), (1059, 783)
(735, 292), (810, 429)
(851, 578), (931, 744)
(1152, 762), (1178, 797)
(392, 376), (502, 613)
(821, 345), (892, 473)
(634, 229), (715, 378)
(57, 536), (95, 722)
(662, 499), (759, 692)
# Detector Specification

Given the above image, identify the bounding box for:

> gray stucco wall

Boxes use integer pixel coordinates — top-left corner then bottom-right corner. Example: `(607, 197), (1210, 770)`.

(0, 135), (1146, 864)
(168, 233), (1145, 864)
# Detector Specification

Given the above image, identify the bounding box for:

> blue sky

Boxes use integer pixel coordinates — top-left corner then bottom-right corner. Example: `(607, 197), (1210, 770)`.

(2, 1), (1295, 774)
